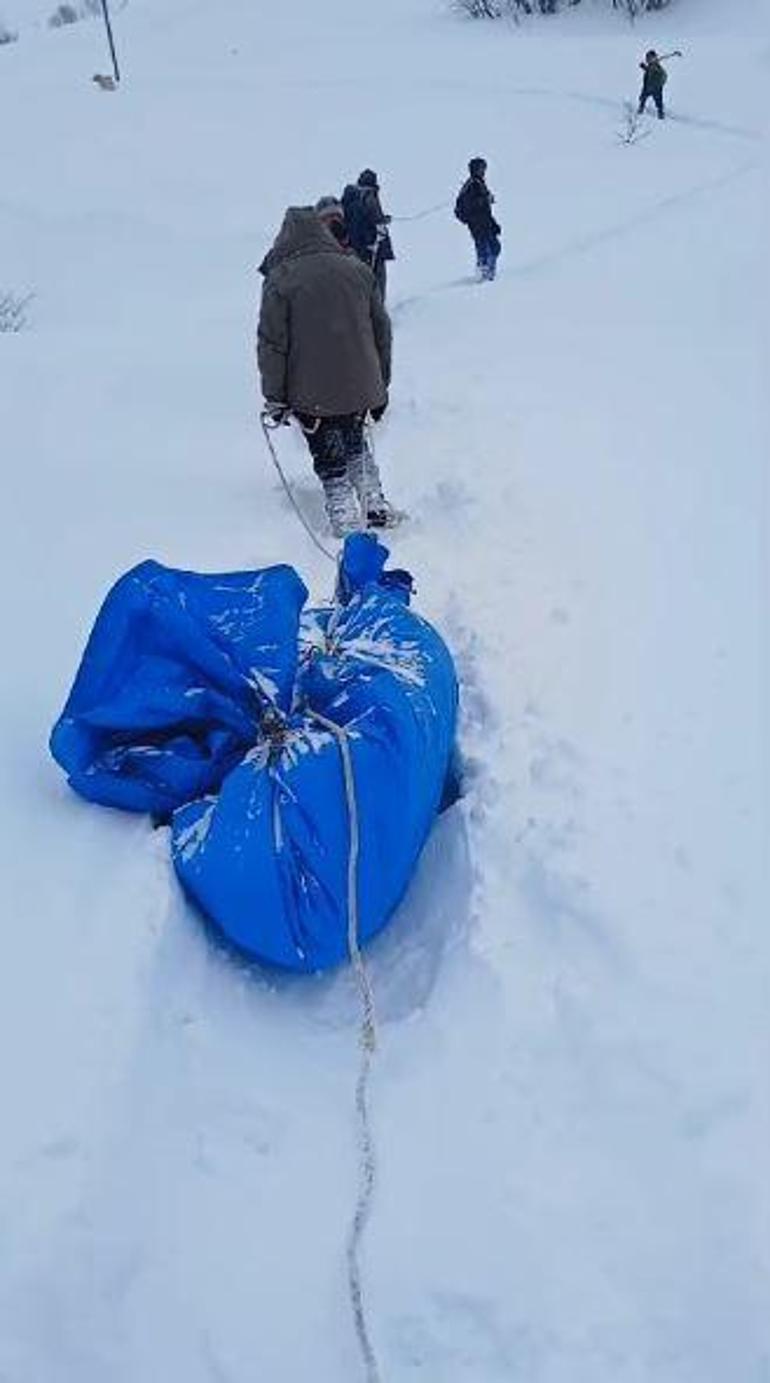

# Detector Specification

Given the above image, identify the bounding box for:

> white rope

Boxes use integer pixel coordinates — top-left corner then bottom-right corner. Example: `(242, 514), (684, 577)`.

(309, 708), (382, 1383)
(260, 409), (383, 1373)
(260, 411), (338, 564)
(390, 199), (452, 224)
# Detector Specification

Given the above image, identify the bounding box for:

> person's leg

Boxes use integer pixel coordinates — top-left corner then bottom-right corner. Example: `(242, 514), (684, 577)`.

(487, 232), (501, 281)
(638, 86), (649, 114)
(479, 234), (496, 281)
(300, 415), (361, 537)
(471, 231), (485, 277)
(374, 257), (387, 301)
(654, 88), (665, 119)
(347, 416), (397, 527)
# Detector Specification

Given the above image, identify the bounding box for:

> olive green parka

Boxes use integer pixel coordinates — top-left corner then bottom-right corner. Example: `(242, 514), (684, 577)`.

(257, 207), (391, 417)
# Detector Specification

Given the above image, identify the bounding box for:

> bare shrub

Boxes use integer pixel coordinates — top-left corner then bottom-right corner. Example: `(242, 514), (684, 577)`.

(453, 0), (504, 17)
(454, 0), (675, 16)
(47, 2), (128, 32)
(0, 292), (33, 332)
(453, 0), (532, 17)
(48, 4), (79, 26)
(613, 0), (672, 16)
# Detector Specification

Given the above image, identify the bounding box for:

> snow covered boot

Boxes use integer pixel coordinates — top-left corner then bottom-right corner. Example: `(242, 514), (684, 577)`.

(321, 472), (362, 538)
(350, 445), (399, 529)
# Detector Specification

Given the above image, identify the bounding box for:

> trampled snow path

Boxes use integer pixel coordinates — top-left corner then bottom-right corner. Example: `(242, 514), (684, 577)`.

(1, 0), (768, 1378)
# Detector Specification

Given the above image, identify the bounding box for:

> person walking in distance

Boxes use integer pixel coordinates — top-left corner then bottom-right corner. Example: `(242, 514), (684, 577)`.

(638, 49), (669, 119)
(341, 170), (394, 301)
(257, 206), (396, 537)
(454, 157), (501, 282)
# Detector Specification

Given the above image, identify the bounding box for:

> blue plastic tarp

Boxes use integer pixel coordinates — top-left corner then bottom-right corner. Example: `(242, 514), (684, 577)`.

(51, 535), (459, 972)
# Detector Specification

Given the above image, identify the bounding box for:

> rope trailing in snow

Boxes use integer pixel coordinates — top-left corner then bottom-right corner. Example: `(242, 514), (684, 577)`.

(309, 708), (382, 1383)
(260, 411), (337, 564)
(260, 414), (383, 1373)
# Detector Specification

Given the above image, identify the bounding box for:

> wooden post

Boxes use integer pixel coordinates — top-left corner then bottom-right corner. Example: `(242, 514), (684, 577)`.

(99, 0), (120, 84)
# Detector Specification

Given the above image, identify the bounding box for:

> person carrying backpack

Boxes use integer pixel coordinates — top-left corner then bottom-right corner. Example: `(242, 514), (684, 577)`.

(638, 49), (669, 119)
(257, 207), (396, 537)
(454, 157), (501, 282)
(341, 170), (394, 301)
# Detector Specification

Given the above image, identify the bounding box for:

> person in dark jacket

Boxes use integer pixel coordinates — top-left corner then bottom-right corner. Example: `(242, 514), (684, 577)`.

(258, 207), (396, 537)
(341, 170), (394, 301)
(454, 157), (501, 282)
(638, 49), (668, 119)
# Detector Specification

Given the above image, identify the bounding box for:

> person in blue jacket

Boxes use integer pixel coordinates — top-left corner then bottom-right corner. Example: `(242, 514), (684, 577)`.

(454, 157), (501, 282)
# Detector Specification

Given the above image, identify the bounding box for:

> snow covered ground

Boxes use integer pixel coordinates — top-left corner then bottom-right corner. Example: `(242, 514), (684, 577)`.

(1, 0), (768, 1379)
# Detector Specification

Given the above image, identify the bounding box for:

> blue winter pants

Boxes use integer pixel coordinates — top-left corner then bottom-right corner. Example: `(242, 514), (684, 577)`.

(472, 230), (501, 280)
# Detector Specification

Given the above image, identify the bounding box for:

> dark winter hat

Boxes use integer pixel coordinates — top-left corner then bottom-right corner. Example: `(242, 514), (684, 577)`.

(357, 169), (379, 189)
(468, 156), (487, 176)
(645, 49), (658, 60)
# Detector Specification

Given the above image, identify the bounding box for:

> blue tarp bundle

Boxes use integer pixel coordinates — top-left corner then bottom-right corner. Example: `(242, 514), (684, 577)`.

(51, 536), (458, 971)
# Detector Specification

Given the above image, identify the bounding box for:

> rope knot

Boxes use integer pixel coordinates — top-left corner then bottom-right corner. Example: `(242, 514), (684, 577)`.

(261, 706), (288, 756)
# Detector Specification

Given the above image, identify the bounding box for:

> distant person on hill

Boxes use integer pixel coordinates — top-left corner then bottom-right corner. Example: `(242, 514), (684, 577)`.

(341, 170), (394, 301)
(638, 49), (669, 119)
(454, 157), (501, 282)
(257, 206), (396, 537)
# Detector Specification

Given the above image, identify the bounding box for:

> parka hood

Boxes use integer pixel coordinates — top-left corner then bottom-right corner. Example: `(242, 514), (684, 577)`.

(260, 206), (341, 276)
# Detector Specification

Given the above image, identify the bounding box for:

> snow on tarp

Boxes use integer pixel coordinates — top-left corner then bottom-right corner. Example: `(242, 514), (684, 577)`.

(50, 534), (459, 971)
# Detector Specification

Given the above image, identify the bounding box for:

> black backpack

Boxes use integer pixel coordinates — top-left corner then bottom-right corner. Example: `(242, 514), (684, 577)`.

(454, 182), (472, 225)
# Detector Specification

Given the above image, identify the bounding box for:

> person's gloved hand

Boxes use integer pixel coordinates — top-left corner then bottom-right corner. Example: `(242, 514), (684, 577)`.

(263, 400), (290, 426)
(370, 396), (388, 423)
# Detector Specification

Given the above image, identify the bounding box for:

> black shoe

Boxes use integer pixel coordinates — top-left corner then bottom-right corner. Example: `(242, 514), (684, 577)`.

(367, 501), (402, 529)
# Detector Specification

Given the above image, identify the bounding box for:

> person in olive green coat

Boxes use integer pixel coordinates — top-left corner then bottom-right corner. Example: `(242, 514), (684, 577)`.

(258, 206), (396, 536)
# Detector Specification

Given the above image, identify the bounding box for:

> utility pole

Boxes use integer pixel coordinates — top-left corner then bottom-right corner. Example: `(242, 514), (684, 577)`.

(99, 0), (120, 85)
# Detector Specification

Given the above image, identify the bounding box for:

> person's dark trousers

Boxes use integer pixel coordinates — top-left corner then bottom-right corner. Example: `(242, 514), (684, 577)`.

(472, 230), (501, 280)
(638, 86), (665, 118)
(296, 413), (365, 480)
(373, 257), (387, 302)
(350, 244), (387, 301)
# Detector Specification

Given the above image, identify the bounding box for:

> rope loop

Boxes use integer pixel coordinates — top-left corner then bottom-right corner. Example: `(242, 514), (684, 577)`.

(260, 410), (338, 564)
